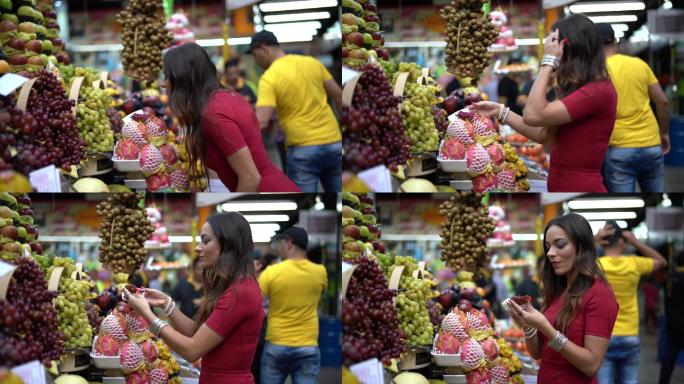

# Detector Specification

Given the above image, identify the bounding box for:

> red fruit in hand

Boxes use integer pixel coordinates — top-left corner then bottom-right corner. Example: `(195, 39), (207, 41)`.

(458, 299), (473, 312)
(117, 301), (131, 314)
(511, 295), (531, 305)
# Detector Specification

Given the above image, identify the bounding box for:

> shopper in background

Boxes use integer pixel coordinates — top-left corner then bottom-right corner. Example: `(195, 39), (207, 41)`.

(222, 57), (257, 107)
(473, 14), (617, 192)
(162, 43), (299, 192)
(507, 213), (619, 383)
(171, 257), (204, 319)
(125, 212), (264, 384)
(258, 226), (327, 384)
(515, 263), (541, 310)
(597, 23), (671, 193)
(642, 276), (659, 334)
(594, 221), (667, 384)
(248, 30), (342, 192)
(659, 251), (684, 384)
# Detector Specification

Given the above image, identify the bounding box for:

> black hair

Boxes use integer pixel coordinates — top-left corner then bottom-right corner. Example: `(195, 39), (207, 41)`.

(224, 57), (240, 70)
(605, 220), (624, 247)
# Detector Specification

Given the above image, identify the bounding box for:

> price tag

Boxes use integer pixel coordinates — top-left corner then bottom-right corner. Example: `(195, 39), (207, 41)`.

(357, 165), (393, 193)
(349, 358), (385, 384)
(0, 260), (17, 300)
(48, 267), (64, 291)
(11, 360), (48, 384)
(0, 73), (29, 96)
(29, 165), (63, 192)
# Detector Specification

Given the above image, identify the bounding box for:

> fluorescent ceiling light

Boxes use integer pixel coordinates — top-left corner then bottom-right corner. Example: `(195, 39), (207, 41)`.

(275, 33), (315, 43)
(264, 21), (322, 31)
(260, 0), (338, 12)
(243, 215), (290, 222)
(611, 23), (630, 31)
(568, 199), (644, 210)
(250, 223), (281, 232)
(264, 11), (330, 23)
(570, 2), (645, 13)
(589, 220), (628, 234)
(577, 211), (638, 220)
(221, 201), (298, 212)
(588, 15), (638, 23)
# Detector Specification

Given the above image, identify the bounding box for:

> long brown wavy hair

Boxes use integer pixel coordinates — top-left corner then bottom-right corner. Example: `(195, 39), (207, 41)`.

(541, 213), (606, 333)
(163, 43), (221, 187)
(552, 14), (610, 98)
(194, 212), (256, 332)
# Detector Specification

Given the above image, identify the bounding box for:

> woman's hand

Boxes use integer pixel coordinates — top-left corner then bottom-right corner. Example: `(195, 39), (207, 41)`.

(544, 29), (564, 59)
(509, 300), (549, 331)
(140, 288), (171, 308)
(471, 101), (503, 119)
(123, 288), (154, 318)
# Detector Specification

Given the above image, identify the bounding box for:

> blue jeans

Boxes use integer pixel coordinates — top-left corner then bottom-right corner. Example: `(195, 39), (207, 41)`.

(260, 342), (320, 384)
(604, 146), (665, 192)
(286, 142), (342, 192)
(597, 336), (640, 384)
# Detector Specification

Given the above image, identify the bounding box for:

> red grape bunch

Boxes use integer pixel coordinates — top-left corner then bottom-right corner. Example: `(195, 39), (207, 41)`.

(343, 256), (405, 366)
(343, 64), (412, 173)
(0, 256), (65, 367)
(26, 71), (86, 169)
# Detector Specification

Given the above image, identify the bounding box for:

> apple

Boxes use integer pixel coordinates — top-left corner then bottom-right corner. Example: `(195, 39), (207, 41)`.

(122, 99), (137, 114)
(95, 292), (112, 311)
(363, 3), (378, 13)
(46, 20), (59, 30)
(342, 205), (354, 218)
(51, 37), (63, 48)
(27, 55), (45, 66)
(343, 225), (360, 240)
(44, 10), (57, 20)
(25, 39), (41, 53)
(0, 14), (18, 26)
(6, 38), (25, 51)
(29, 241), (42, 254)
(370, 240), (385, 253)
(458, 299), (474, 312)
(16, 196), (30, 206)
(344, 32), (364, 48)
(365, 15), (380, 23)
(1, 225), (18, 240)
(55, 52), (69, 64)
(9, 55), (27, 66)
(443, 95), (459, 114)
(380, 49), (389, 61)
(17, 22), (37, 34)
(348, 49), (365, 60)
(342, 47), (349, 58)
(438, 289), (455, 310)
(460, 288), (478, 301)
(343, 242), (362, 252)
(341, 13), (357, 26)
(464, 92), (482, 105)
(117, 301), (131, 314)
(0, 19), (16, 33)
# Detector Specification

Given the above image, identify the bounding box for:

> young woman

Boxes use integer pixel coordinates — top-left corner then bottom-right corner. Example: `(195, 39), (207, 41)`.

(507, 213), (619, 383)
(473, 14), (617, 192)
(125, 212), (264, 384)
(162, 43), (299, 192)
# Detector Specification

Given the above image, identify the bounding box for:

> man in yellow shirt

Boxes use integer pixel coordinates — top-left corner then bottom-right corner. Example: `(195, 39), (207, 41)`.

(598, 24), (671, 192)
(258, 226), (327, 384)
(596, 221), (667, 384)
(248, 31), (342, 192)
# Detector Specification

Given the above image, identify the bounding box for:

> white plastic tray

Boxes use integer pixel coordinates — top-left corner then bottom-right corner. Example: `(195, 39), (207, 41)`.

(112, 159), (141, 173)
(102, 377), (125, 384)
(450, 180), (473, 190)
(438, 158), (468, 173)
(90, 336), (121, 369)
(443, 374), (467, 384)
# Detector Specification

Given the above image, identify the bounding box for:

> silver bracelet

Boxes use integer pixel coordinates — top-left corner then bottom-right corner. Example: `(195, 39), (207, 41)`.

(502, 107), (510, 123)
(150, 317), (169, 337)
(548, 330), (568, 352)
(497, 104), (505, 122)
(524, 328), (538, 339)
(164, 299), (176, 316)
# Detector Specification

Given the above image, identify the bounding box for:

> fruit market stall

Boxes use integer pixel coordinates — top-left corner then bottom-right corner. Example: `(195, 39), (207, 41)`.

(342, 0), (548, 193)
(342, 192), (542, 384)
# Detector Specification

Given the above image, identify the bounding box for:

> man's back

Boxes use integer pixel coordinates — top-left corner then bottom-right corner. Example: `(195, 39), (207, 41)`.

(258, 258), (327, 347)
(606, 54), (661, 147)
(256, 54), (341, 147)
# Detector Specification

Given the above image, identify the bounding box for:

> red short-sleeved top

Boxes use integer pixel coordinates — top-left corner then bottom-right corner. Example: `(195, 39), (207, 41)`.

(548, 81), (617, 192)
(202, 91), (300, 192)
(200, 278), (265, 384)
(537, 278), (619, 384)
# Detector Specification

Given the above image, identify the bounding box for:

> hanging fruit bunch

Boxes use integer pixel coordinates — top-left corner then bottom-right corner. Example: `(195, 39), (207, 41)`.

(438, 192), (495, 274)
(440, 0), (498, 85)
(116, 0), (173, 80)
(96, 193), (155, 275)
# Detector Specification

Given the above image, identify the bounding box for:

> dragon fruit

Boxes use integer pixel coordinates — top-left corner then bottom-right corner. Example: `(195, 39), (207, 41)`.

(466, 367), (492, 384)
(441, 310), (470, 341)
(466, 143), (492, 175)
(120, 340), (145, 373)
(481, 337), (499, 362)
(472, 172), (498, 193)
(490, 362), (511, 384)
(169, 169), (189, 191)
(434, 330), (460, 355)
(126, 312), (152, 342)
(496, 165), (516, 191)
(140, 144), (164, 175)
(446, 118), (475, 146)
(466, 309), (492, 341)
(122, 120), (148, 148)
(140, 340), (158, 364)
(94, 335), (119, 356)
(472, 114), (498, 146)
(159, 144), (178, 170)
(147, 172), (172, 192)
(486, 143), (505, 168)
(149, 364), (169, 384)
(115, 138), (140, 160)
(145, 116), (169, 146)
(99, 312), (128, 341)
(460, 337), (486, 371)
(125, 369), (151, 384)
(440, 137), (467, 160)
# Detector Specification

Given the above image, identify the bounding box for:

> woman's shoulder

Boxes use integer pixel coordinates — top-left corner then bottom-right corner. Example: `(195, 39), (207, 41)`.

(585, 276), (617, 301)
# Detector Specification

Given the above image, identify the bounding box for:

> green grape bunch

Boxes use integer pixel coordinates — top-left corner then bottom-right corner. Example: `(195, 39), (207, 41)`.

(76, 86), (115, 153)
(391, 256), (435, 346)
(48, 257), (96, 349)
(393, 63), (440, 153)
